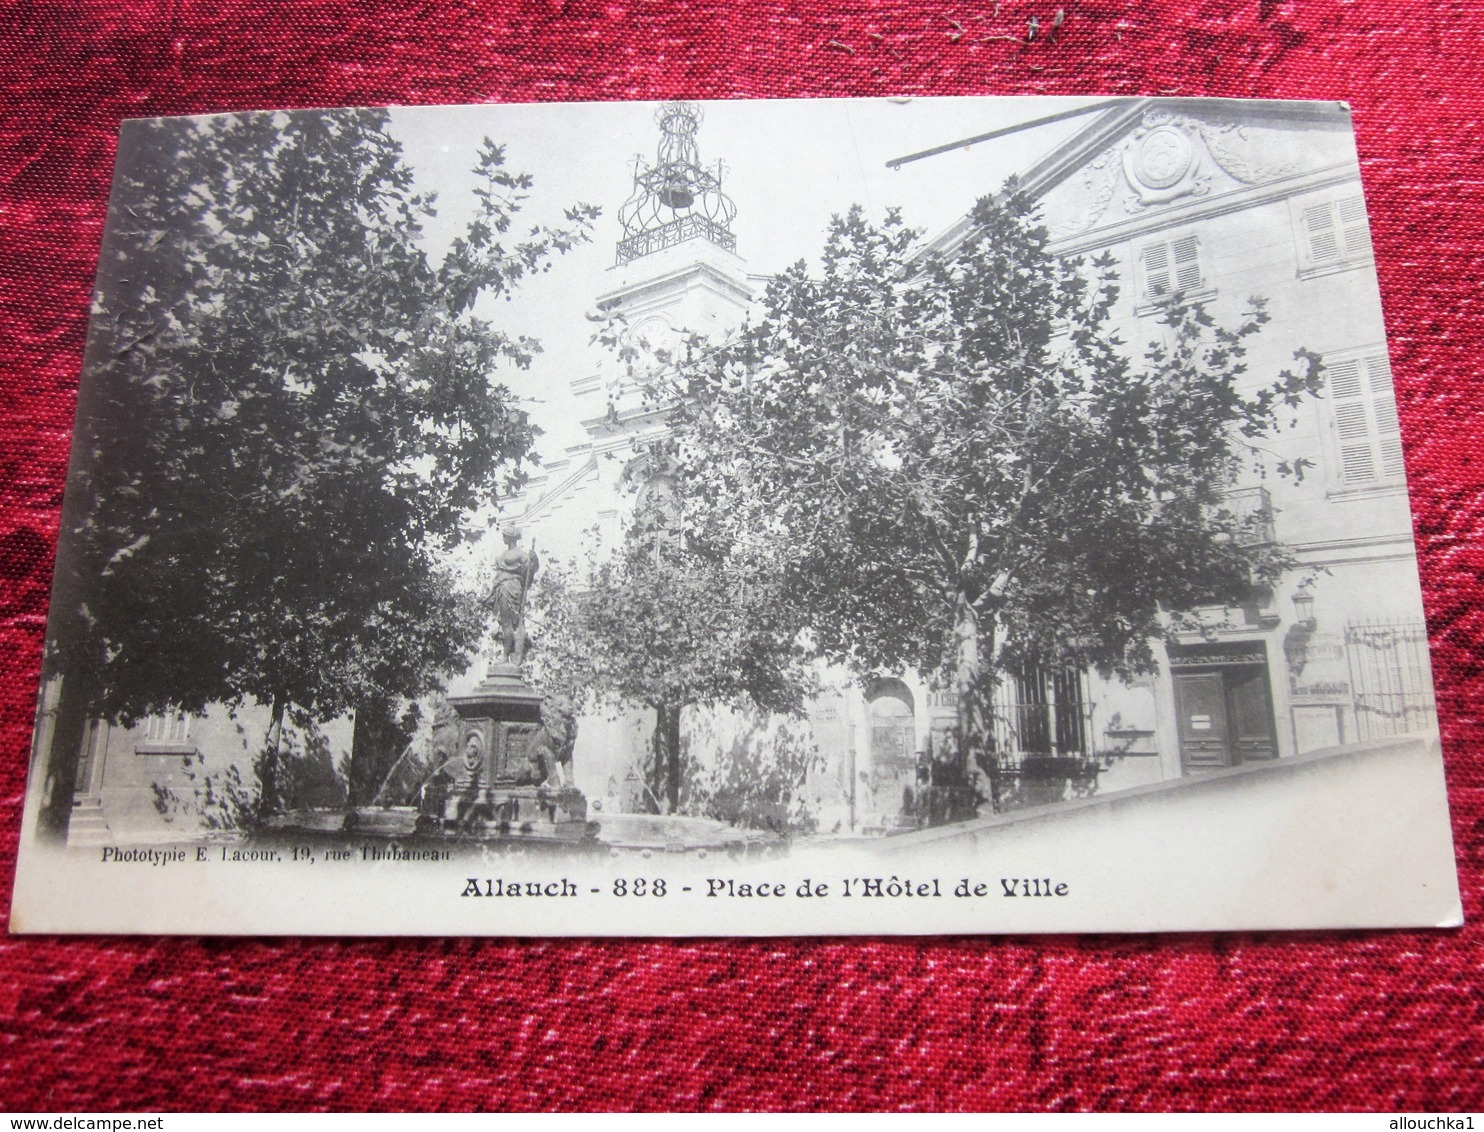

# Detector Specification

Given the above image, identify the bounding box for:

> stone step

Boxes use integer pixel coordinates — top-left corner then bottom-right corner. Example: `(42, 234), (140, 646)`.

(67, 800), (113, 848)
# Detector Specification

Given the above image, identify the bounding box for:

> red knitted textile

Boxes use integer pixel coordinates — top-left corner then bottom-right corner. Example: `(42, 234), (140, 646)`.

(2, 0), (1481, 1113)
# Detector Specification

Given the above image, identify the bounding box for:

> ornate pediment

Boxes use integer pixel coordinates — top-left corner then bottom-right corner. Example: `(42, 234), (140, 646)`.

(1047, 107), (1313, 239)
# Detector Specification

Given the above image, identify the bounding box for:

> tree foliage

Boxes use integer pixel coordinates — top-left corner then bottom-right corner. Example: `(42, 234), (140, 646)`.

(529, 488), (817, 814)
(642, 190), (1323, 803)
(38, 109), (596, 836)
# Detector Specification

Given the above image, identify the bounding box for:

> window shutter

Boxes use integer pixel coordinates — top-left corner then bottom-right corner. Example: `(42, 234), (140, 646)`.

(145, 713), (190, 743)
(1171, 235), (1203, 290)
(1368, 355), (1404, 479)
(1329, 358), (1376, 485)
(1142, 236), (1203, 299)
(1302, 196), (1373, 269)
(1339, 195), (1373, 260)
(1143, 243), (1171, 296)
(1304, 203), (1341, 263)
(1329, 352), (1403, 487)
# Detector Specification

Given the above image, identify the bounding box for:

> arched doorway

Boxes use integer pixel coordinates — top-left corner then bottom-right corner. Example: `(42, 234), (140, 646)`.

(865, 679), (917, 830)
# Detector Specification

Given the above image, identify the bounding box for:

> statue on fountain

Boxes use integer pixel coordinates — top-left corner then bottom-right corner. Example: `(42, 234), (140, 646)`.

(490, 527), (539, 670)
(414, 526), (593, 842)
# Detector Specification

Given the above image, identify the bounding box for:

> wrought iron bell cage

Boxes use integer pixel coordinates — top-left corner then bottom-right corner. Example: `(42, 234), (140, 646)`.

(616, 101), (738, 265)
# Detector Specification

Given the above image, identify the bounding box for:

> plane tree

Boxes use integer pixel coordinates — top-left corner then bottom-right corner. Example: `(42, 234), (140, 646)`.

(644, 190), (1323, 810)
(36, 109), (597, 837)
(528, 483), (818, 816)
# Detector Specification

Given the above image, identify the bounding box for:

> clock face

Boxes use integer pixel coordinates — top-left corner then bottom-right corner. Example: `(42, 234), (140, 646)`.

(630, 315), (676, 351)
(1132, 125), (1195, 191)
(606, 315), (681, 396)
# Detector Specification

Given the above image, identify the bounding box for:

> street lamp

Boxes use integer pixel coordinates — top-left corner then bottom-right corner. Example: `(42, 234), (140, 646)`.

(1292, 588), (1317, 630)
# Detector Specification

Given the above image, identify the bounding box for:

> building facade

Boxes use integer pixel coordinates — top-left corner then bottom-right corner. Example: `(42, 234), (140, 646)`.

(900, 98), (1434, 808)
(39, 679), (354, 846)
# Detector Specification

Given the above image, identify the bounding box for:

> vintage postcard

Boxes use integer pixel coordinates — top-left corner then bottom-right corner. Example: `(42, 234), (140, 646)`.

(10, 97), (1461, 935)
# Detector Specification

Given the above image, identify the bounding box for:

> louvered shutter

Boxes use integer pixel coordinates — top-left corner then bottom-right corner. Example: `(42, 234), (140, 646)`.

(1171, 235), (1203, 290)
(1330, 352), (1403, 486)
(1304, 203), (1341, 263)
(1302, 196), (1373, 268)
(1339, 195), (1373, 260)
(1329, 358), (1375, 484)
(145, 713), (190, 743)
(1368, 354), (1404, 479)
(1143, 236), (1203, 298)
(1143, 243), (1172, 296)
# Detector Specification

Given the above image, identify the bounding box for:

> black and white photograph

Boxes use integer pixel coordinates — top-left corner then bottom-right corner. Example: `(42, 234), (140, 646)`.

(11, 96), (1461, 935)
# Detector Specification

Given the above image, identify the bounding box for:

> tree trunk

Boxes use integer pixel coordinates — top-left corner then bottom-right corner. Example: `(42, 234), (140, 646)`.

(665, 705), (682, 815)
(651, 703), (683, 815)
(955, 595), (1001, 814)
(35, 671), (96, 844)
(646, 707), (664, 815)
(258, 696), (287, 818)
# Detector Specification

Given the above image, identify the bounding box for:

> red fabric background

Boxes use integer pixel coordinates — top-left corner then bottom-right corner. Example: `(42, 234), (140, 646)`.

(1, 0), (1481, 1112)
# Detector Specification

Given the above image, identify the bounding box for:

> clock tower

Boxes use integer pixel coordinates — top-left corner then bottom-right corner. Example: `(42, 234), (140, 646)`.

(570, 101), (752, 426)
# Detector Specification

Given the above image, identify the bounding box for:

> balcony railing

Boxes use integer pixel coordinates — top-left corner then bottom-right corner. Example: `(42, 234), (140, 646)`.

(616, 216), (737, 265)
(1222, 484), (1275, 546)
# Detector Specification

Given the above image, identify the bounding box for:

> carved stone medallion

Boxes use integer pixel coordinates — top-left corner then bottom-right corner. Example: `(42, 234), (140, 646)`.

(1122, 120), (1211, 207)
(1131, 125), (1194, 191)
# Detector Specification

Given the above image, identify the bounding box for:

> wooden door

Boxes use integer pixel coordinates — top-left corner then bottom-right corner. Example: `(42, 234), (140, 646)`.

(1228, 667), (1278, 762)
(1175, 672), (1231, 769)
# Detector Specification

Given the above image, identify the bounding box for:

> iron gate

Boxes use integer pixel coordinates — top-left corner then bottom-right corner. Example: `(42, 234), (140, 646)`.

(1345, 619), (1437, 740)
